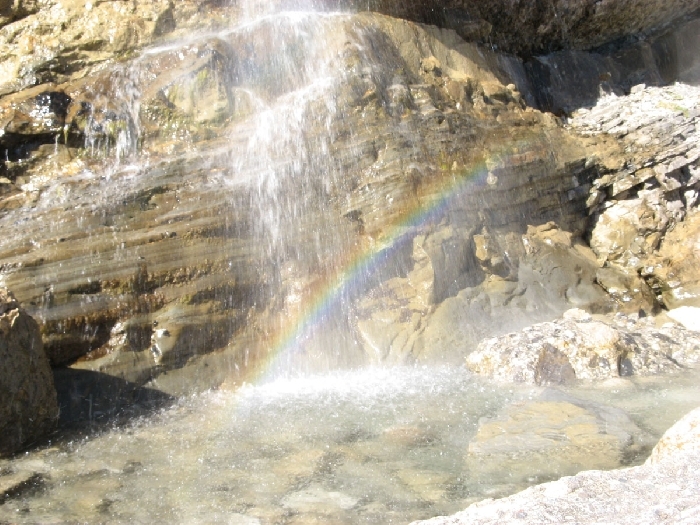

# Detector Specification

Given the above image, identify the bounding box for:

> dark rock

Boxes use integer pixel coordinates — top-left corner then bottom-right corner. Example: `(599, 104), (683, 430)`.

(0, 288), (57, 457)
(524, 17), (700, 114)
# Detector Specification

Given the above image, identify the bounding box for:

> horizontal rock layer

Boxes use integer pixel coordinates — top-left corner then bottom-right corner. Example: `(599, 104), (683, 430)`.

(0, 12), (622, 393)
(0, 4), (698, 401)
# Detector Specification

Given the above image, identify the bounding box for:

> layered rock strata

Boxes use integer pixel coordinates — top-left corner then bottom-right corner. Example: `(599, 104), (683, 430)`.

(570, 83), (700, 310)
(0, 12), (620, 392)
(0, 2), (697, 400)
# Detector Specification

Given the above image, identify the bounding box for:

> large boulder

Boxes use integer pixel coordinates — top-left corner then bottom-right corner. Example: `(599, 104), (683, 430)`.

(0, 288), (57, 457)
(467, 309), (700, 384)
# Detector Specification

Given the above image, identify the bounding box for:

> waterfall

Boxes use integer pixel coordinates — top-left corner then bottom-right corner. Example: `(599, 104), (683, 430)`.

(1, 2), (700, 523)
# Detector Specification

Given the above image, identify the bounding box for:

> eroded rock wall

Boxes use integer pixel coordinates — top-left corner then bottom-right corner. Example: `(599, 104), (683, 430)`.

(0, 1), (698, 399)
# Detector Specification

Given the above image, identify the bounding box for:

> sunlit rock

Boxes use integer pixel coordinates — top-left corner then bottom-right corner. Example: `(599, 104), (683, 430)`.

(0, 0), (180, 96)
(649, 208), (700, 309)
(667, 306), (700, 332)
(467, 309), (700, 384)
(571, 83), (700, 310)
(646, 405), (700, 465)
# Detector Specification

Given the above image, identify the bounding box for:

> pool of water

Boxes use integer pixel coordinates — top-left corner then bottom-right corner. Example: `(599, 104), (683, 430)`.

(1, 366), (699, 524)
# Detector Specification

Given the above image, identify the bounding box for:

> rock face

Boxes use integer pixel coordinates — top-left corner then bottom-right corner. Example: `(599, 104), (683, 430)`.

(0, 288), (57, 457)
(525, 17), (700, 114)
(245, 0), (700, 57)
(411, 406), (700, 525)
(571, 83), (700, 310)
(0, 10), (620, 391)
(0, 0), (698, 400)
(467, 309), (700, 384)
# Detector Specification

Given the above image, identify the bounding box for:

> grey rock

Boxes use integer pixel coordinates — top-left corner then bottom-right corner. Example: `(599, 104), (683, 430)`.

(466, 309), (700, 384)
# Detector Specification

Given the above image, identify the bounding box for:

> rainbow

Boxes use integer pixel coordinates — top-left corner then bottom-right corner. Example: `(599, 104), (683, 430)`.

(240, 156), (492, 385)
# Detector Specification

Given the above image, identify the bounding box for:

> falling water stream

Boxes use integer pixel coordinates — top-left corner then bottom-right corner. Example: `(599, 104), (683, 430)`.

(2, 3), (700, 524)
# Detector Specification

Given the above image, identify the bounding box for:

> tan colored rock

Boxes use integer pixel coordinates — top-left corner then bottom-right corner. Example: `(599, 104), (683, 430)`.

(0, 0), (178, 96)
(650, 208), (700, 309)
(573, 83), (700, 310)
(465, 395), (648, 485)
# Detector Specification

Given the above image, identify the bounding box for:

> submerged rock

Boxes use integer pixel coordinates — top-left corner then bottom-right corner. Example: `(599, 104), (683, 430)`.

(467, 309), (700, 384)
(465, 391), (651, 486)
(411, 406), (700, 525)
(0, 288), (57, 457)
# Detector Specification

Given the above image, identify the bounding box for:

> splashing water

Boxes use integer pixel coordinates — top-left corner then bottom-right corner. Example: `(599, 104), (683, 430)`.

(2, 3), (699, 524)
(2, 367), (700, 524)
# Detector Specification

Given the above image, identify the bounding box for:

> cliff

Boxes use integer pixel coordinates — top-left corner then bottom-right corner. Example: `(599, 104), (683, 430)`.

(0, 0), (698, 426)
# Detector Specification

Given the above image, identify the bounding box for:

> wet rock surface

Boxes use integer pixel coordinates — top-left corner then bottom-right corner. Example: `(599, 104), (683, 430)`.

(412, 406), (700, 525)
(0, 1), (696, 403)
(0, 288), (57, 457)
(0, 11), (616, 392)
(465, 391), (653, 487)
